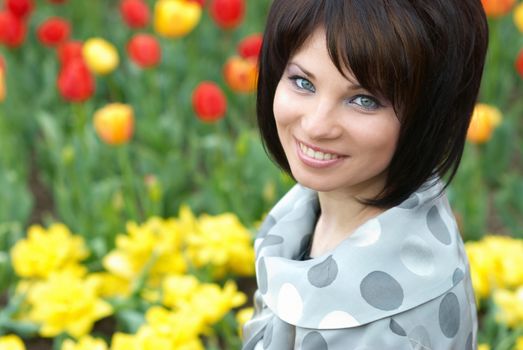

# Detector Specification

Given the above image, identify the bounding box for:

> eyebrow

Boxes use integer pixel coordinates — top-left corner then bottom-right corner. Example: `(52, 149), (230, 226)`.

(288, 62), (363, 91)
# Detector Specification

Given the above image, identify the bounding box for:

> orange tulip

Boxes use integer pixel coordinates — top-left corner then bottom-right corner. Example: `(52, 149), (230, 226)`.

(481, 0), (516, 17)
(223, 56), (257, 93)
(467, 103), (502, 144)
(93, 103), (134, 145)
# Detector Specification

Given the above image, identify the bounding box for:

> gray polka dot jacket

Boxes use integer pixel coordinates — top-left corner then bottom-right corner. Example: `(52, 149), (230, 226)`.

(242, 178), (478, 350)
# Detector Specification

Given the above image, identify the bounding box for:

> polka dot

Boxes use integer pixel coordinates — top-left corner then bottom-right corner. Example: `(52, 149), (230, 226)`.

(259, 235), (284, 250)
(408, 325), (432, 349)
(399, 195), (419, 209)
(258, 215), (276, 239)
(277, 283), (303, 324)
(349, 219), (382, 247)
(400, 235), (435, 276)
(439, 292), (460, 338)
(360, 271), (404, 311)
(308, 255), (338, 288)
(319, 311), (360, 328)
(389, 319), (406, 337)
(262, 320), (273, 349)
(465, 332), (473, 350)
(258, 257), (268, 294)
(453, 268), (464, 286)
(427, 206), (451, 245)
(302, 331), (328, 350)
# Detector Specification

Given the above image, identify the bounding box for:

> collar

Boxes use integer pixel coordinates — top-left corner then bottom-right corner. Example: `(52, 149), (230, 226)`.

(254, 178), (467, 329)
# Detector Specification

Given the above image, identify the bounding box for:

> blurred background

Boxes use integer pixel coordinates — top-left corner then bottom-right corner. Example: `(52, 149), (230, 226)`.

(0, 0), (522, 349)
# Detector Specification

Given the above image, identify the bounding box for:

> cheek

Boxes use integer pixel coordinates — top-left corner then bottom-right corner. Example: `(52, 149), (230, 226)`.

(273, 82), (298, 127)
(349, 114), (400, 157)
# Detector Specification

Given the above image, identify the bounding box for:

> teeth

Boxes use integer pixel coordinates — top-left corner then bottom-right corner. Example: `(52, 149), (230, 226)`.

(299, 142), (339, 161)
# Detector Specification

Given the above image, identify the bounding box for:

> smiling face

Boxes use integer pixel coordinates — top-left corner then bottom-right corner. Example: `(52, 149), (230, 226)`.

(273, 27), (401, 199)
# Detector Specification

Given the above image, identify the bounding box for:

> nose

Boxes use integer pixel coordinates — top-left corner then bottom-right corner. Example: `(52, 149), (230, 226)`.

(301, 98), (343, 140)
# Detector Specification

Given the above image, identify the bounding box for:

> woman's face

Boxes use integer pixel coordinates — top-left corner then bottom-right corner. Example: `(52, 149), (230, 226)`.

(273, 27), (401, 198)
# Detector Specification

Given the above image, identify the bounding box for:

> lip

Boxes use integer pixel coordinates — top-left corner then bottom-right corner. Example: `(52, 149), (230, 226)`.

(294, 138), (347, 168)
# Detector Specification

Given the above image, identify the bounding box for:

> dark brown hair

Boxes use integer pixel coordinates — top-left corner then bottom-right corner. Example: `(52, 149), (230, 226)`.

(257, 0), (488, 208)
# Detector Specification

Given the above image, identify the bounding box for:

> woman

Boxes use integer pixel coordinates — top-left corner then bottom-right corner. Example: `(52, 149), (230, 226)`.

(242, 0), (488, 349)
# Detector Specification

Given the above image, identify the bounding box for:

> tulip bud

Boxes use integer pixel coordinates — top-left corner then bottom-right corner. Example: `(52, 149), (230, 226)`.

(154, 0), (202, 38)
(93, 103), (134, 145)
(127, 34), (161, 68)
(57, 58), (95, 102)
(223, 56), (257, 93)
(120, 0), (150, 29)
(514, 3), (523, 33)
(57, 40), (83, 66)
(0, 11), (27, 48)
(192, 81), (227, 122)
(481, 0), (515, 17)
(209, 0), (245, 29)
(237, 33), (262, 60)
(37, 17), (71, 47)
(467, 103), (502, 144)
(83, 38), (119, 75)
(6, 0), (34, 19)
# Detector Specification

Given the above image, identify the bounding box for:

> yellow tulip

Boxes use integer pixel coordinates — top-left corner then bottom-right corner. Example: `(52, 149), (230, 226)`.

(82, 38), (119, 75)
(466, 103), (502, 144)
(515, 337), (523, 350)
(0, 66), (5, 102)
(514, 2), (523, 32)
(93, 103), (134, 145)
(0, 335), (26, 350)
(154, 0), (202, 38)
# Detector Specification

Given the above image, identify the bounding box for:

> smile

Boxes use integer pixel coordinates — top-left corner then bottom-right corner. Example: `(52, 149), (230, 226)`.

(299, 142), (340, 160)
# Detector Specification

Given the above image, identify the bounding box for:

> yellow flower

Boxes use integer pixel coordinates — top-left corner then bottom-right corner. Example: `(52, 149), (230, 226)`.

(0, 334), (26, 350)
(188, 281), (247, 325)
(154, 0), (202, 38)
(0, 65), (6, 102)
(236, 307), (254, 338)
(162, 274), (200, 309)
(492, 286), (523, 327)
(185, 212), (255, 278)
(465, 235), (523, 300)
(478, 344), (490, 350)
(466, 103), (502, 144)
(514, 2), (523, 32)
(103, 217), (187, 284)
(61, 335), (108, 350)
(26, 272), (113, 338)
(112, 307), (204, 350)
(83, 38), (119, 75)
(86, 272), (131, 298)
(223, 56), (258, 93)
(10, 223), (88, 279)
(515, 337), (523, 350)
(93, 103), (134, 145)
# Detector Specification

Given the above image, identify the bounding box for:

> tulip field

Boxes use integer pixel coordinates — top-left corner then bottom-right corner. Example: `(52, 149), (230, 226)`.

(0, 0), (522, 349)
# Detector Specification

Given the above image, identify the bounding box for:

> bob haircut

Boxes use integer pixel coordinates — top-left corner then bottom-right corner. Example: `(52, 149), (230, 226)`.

(257, 0), (488, 208)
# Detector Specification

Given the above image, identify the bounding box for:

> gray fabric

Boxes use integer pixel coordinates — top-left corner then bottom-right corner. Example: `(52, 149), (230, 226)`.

(242, 178), (478, 350)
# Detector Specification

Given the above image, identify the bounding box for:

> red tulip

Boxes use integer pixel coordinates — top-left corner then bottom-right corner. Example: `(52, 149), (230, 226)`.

(209, 0), (244, 29)
(57, 58), (95, 102)
(192, 81), (227, 122)
(120, 0), (150, 28)
(0, 11), (27, 47)
(127, 34), (161, 68)
(6, 0), (34, 19)
(237, 33), (262, 60)
(37, 17), (71, 47)
(516, 49), (523, 78)
(57, 40), (83, 66)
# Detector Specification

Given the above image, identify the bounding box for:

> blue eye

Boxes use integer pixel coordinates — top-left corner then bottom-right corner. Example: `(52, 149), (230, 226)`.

(290, 76), (315, 92)
(351, 95), (381, 110)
